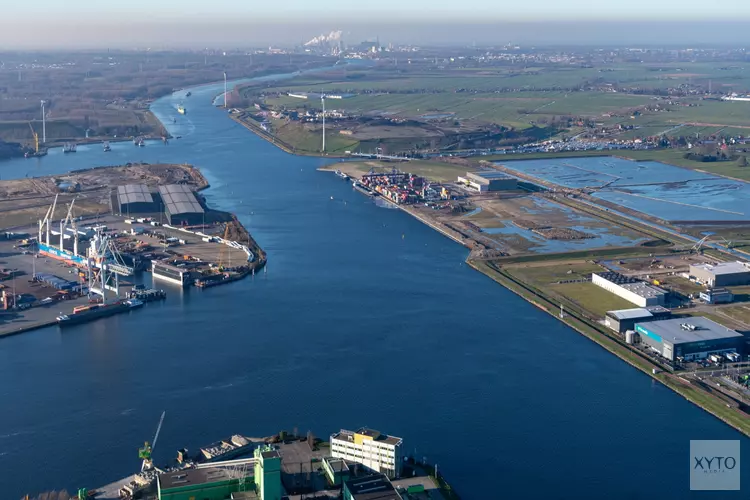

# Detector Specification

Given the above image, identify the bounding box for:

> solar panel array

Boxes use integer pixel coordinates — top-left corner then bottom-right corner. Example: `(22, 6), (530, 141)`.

(158, 184), (204, 215)
(117, 184), (154, 205)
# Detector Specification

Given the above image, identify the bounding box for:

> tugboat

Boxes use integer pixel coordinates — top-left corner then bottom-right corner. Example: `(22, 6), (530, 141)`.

(103, 141), (111, 152)
(62, 143), (77, 154)
(125, 298), (144, 309)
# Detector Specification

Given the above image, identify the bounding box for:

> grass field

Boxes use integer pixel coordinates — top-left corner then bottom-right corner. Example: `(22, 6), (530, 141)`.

(506, 262), (604, 286)
(546, 281), (634, 317)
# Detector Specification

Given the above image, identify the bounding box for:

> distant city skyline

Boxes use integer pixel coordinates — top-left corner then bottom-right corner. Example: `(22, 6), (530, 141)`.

(1, 17), (750, 49)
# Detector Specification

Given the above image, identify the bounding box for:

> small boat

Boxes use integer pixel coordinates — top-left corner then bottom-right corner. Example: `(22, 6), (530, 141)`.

(62, 143), (77, 154)
(125, 298), (144, 309)
(186, 91), (192, 98)
(103, 142), (111, 152)
(172, 118), (177, 124)
(177, 104), (186, 115)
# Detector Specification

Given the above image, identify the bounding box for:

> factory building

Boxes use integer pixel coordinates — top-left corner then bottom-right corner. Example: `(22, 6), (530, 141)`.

(604, 306), (671, 334)
(690, 261), (750, 287)
(343, 474), (402, 500)
(592, 271), (667, 307)
(117, 184), (156, 214)
(456, 171), (517, 192)
(699, 288), (734, 305)
(157, 444), (281, 500)
(331, 428), (403, 479)
(159, 184), (205, 225)
(634, 317), (744, 362)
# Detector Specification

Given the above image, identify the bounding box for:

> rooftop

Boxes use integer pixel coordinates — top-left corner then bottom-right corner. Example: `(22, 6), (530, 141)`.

(324, 456), (350, 473)
(159, 184), (204, 215)
(692, 261), (750, 276)
(118, 184), (154, 205)
(467, 170), (514, 180)
(332, 428), (403, 446)
(635, 316), (743, 345)
(594, 272), (667, 298)
(159, 466), (250, 490)
(345, 474), (402, 500)
(606, 308), (654, 320)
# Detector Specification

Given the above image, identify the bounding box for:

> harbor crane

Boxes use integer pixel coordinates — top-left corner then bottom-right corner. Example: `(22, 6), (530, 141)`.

(28, 122), (39, 154)
(38, 193), (58, 246)
(59, 197), (78, 255)
(139, 410), (166, 471)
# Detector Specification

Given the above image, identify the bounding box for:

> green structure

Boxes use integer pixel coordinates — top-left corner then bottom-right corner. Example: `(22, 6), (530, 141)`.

(322, 456), (350, 486)
(158, 467), (252, 500)
(254, 445), (282, 500)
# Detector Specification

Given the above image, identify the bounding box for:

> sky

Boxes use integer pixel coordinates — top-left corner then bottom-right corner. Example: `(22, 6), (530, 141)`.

(1, 1), (750, 48)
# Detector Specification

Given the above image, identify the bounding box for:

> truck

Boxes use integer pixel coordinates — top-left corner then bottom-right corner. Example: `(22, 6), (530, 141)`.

(709, 354), (723, 363)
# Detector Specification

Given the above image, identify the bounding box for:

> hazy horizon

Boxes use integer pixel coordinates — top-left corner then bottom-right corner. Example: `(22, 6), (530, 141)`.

(2, 20), (750, 50)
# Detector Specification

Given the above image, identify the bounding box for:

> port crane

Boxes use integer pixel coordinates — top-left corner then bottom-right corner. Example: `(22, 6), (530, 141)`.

(28, 122), (39, 154)
(59, 197), (79, 255)
(139, 410), (166, 471)
(38, 193), (59, 246)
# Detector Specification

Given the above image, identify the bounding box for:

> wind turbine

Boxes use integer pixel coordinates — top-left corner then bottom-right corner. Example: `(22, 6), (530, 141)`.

(40, 100), (46, 144)
(321, 92), (327, 153)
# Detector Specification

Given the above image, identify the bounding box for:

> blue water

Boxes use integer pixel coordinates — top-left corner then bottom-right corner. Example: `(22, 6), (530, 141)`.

(480, 197), (646, 252)
(0, 79), (748, 499)
(499, 157), (750, 222)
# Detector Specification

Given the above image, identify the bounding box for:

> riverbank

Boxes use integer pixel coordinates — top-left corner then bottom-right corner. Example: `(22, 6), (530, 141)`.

(323, 166), (750, 437)
(469, 259), (750, 437)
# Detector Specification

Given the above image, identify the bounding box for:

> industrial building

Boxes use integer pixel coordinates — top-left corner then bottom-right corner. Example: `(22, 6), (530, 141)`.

(634, 316), (744, 362)
(117, 184), (156, 214)
(699, 288), (734, 305)
(456, 171), (517, 192)
(159, 184), (205, 225)
(323, 456), (351, 486)
(604, 306), (671, 334)
(157, 444), (281, 500)
(343, 474), (402, 500)
(592, 272), (667, 307)
(152, 260), (191, 287)
(331, 428), (403, 479)
(690, 261), (750, 287)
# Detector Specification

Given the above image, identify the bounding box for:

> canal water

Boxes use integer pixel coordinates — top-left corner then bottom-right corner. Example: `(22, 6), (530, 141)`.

(0, 79), (747, 499)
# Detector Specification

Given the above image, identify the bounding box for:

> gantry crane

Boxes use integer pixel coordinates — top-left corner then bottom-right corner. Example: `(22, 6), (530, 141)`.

(139, 410), (166, 471)
(28, 122), (39, 154)
(218, 223), (230, 270)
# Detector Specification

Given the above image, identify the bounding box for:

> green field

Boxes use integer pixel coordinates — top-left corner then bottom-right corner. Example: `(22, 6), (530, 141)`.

(507, 262), (604, 286)
(268, 117), (359, 153)
(547, 282), (634, 317)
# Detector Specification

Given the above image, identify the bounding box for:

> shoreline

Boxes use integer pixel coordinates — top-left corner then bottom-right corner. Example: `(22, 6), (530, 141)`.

(321, 167), (750, 437)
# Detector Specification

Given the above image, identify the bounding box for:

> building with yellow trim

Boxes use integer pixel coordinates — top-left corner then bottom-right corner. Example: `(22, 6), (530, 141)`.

(330, 428), (403, 479)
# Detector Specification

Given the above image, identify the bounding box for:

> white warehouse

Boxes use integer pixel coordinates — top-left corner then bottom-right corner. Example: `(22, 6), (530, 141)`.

(592, 271), (667, 307)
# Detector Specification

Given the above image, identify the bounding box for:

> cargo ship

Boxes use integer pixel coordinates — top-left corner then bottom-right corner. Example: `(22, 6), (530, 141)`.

(56, 301), (128, 327)
(194, 268), (250, 288)
(127, 287), (167, 302)
(125, 298), (144, 309)
(177, 105), (186, 115)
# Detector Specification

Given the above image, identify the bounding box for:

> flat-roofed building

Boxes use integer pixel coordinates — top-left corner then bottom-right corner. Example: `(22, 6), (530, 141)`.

(159, 184), (205, 225)
(118, 184), (155, 214)
(634, 316), (744, 362)
(592, 271), (667, 307)
(604, 306), (671, 333)
(331, 428), (403, 479)
(690, 261), (750, 287)
(699, 288), (734, 305)
(343, 474), (402, 500)
(457, 171), (517, 192)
